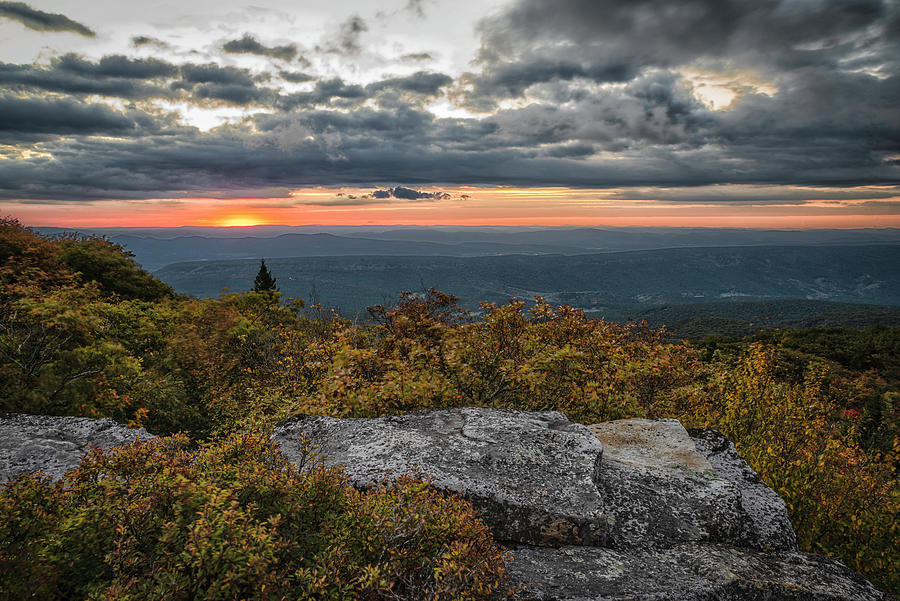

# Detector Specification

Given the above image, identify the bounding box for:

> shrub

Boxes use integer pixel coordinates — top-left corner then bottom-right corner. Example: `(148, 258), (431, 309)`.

(0, 430), (511, 601)
(685, 344), (899, 593)
(310, 297), (699, 423)
(58, 235), (174, 302)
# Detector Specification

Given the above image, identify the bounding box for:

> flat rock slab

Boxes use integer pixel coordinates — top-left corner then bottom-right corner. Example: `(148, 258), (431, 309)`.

(590, 419), (761, 549)
(273, 408), (609, 547)
(509, 543), (891, 601)
(690, 428), (798, 551)
(0, 413), (152, 483)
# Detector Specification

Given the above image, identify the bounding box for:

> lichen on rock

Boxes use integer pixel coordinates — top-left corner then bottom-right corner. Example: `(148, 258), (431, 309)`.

(0, 413), (153, 483)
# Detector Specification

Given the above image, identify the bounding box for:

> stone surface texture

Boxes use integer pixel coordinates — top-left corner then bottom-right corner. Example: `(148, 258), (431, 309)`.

(274, 407), (608, 547)
(273, 408), (892, 601)
(690, 427), (799, 552)
(510, 543), (890, 601)
(3, 410), (888, 600)
(0, 413), (152, 483)
(589, 418), (746, 549)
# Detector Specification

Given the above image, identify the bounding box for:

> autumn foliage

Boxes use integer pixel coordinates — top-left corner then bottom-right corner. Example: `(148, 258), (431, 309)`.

(1, 217), (897, 595)
(0, 430), (510, 600)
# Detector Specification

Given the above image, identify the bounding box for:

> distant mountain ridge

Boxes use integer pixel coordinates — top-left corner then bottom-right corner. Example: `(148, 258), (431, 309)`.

(155, 245), (900, 317)
(34, 226), (900, 272)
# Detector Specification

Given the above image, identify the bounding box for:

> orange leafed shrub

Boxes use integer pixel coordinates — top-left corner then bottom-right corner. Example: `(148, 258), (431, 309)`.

(0, 431), (512, 601)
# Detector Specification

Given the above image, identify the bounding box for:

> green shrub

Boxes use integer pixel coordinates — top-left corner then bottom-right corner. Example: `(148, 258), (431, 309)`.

(685, 344), (899, 594)
(0, 431), (511, 601)
(58, 235), (173, 302)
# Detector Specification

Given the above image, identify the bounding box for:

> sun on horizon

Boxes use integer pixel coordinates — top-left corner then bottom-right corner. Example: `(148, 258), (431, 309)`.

(215, 214), (266, 227)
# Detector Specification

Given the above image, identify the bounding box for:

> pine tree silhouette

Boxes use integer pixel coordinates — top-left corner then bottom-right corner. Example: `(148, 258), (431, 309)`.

(253, 259), (277, 292)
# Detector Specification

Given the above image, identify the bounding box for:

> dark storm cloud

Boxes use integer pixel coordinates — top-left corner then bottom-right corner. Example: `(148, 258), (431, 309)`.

(1, 0), (899, 202)
(180, 63), (278, 105)
(1, 97), (895, 203)
(278, 77), (368, 109)
(180, 63), (255, 86)
(476, 0), (892, 74)
(367, 71), (452, 95)
(464, 0), (900, 110)
(56, 54), (178, 79)
(314, 186), (453, 205)
(372, 186), (451, 200)
(0, 95), (134, 135)
(193, 83), (274, 105)
(222, 34), (298, 61)
(279, 70), (314, 83)
(0, 56), (177, 99)
(464, 60), (637, 107)
(0, 1), (94, 36)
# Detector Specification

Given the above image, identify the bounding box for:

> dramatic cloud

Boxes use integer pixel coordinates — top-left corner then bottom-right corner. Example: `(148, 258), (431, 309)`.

(0, 0), (897, 207)
(56, 54), (178, 79)
(306, 186), (455, 206)
(372, 186), (451, 200)
(222, 34), (298, 61)
(464, 0), (899, 113)
(279, 70), (314, 83)
(179, 63), (278, 105)
(612, 185), (900, 205)
(0, 1), (94, 36)
(0, 56), (177, 99)
(278, 77), (368, 109)
(367, 71), (452, 96)
(0, 95), (134, 135)
(475, 0), (895, 77)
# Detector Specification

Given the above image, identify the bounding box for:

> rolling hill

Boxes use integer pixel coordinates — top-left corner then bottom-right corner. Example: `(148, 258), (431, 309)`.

(155, 245), (900, 318)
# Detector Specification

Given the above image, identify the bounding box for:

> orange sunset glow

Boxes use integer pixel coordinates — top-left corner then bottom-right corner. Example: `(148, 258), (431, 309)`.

(8, 185), (900, 229)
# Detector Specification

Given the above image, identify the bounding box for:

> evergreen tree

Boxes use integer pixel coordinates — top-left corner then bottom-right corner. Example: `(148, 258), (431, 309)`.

(253, 259), (277, 292)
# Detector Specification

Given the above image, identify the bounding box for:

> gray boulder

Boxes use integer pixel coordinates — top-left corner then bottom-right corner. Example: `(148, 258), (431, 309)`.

(271, 408), (890, 600)
(589, 418), (744, 549)
(690, 427), (799, 551)
(273, 408), (610, 547)
(0, 413), (152, 483)
(2, 411), (889, 600)
(509, 544), (891, 601)
(590, 418), (796, 551)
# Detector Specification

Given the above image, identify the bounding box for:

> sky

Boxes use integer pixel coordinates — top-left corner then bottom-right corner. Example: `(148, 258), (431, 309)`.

(0, 0), (898, 228)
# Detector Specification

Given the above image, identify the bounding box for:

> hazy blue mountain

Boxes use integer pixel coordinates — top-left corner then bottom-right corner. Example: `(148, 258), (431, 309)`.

(97, 233), (578, 271)
(155, 245), (900, 318)
(34, 226), (900, 272)
(346, 226), (900, 249)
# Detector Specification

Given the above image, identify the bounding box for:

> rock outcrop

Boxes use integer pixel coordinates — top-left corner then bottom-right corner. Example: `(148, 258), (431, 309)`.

(689, 426), (799, 552)
(1, 410), (890, 600)
(274, 408), (892, 601)
(510, 543), (888, 601)
(0, 413), (152, 483)
(274, 409), (608, 546)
